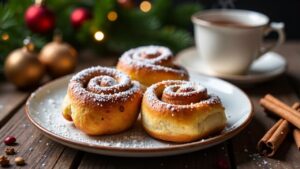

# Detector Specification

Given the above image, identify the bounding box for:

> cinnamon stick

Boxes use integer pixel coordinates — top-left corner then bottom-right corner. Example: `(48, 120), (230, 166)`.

(257, 119), (289, 157)
(265, 95), (300, 120)
(293, 129), (300, 151)
(260, 94), (300, 129)
(292, 103), (300, 150)
(259, 96), (300, 155)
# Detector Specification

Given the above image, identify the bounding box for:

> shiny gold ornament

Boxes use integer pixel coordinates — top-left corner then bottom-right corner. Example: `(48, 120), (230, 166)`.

(39, 35), (77, 77)
(4, 38), (45, 88)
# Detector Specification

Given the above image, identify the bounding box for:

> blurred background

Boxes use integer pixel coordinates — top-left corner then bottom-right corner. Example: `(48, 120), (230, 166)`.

(0, 0), (298, 86)
(1, 0), (298, 54)
(0, 0), (298, 76)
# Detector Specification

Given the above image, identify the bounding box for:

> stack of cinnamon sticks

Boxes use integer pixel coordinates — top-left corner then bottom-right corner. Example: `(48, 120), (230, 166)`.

(258, 94), (300, 157)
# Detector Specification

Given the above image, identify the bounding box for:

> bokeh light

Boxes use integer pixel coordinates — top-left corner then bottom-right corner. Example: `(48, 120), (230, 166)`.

(94, 31), (105, 41)
(107, 11), (118, 22)
(140, 1), (152, 13)
(2, 33), (9, 41)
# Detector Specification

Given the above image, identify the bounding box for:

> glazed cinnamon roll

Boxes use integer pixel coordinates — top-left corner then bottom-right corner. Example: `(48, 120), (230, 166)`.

(116, 46), (189, 87)
(62, 66), (143, 135)
(142, 80), (227, 143)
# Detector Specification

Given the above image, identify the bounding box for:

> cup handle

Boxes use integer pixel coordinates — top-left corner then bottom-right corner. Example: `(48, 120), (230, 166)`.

(257, 22), (285, 58)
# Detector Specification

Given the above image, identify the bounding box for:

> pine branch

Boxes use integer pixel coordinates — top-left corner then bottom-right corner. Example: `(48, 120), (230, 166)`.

(171, 3), (203, 28)
(0, 0), (202, 61)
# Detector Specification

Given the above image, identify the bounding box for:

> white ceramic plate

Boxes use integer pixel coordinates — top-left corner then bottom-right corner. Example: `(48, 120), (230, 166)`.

(25, 72), (253, 157)
(176, 47), (287, 85)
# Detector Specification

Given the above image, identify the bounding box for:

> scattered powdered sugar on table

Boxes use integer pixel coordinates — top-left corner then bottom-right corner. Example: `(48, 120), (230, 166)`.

(248, 153), (275, 169)
(238, 145), (284, 169)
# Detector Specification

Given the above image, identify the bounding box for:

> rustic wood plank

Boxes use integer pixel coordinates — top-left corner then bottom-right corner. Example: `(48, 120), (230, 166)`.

(0, 82), (29, 127)
(229, 42), (300, 169)
(0, 108), (75, 168)
(53, 148), (83, 169)
(231, 76), (300, 169)
(78, 143), (231, 169)
(275, 42), (300, 94)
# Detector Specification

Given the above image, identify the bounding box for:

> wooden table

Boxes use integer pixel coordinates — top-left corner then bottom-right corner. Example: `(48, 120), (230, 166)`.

(0, 42), (300, 169)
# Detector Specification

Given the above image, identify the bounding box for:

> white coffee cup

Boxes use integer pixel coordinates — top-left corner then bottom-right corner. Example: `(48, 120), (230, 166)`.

(192, 9), (285, 75)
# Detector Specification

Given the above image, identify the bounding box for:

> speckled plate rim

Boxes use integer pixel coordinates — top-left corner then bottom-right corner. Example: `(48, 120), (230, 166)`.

(25, 73), (254, 157)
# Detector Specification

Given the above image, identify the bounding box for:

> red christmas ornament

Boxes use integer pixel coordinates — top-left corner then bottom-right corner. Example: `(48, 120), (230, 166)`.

(25, 4), (55, 34)
(70, 8), (91, 29)
(117, 0), (134, 9)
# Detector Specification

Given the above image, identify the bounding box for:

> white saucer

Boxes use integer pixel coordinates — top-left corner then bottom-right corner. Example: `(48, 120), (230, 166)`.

(25, 72), (253, 157)
(176, 47), (287, 85)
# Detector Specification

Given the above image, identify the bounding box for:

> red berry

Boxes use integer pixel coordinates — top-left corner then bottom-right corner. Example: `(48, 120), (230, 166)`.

(4, 136), (16, 145)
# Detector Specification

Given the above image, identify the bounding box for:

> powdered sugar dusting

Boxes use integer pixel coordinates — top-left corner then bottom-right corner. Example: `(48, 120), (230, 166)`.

(145, 80), (222, 112)
(69, 66), (141, 104)
(118, 45), (188, 76)
(163, 82), (206, 97)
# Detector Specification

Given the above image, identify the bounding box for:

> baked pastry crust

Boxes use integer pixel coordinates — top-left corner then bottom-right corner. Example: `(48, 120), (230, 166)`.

(142, 80), (227, 143)
(116, 46), (189, 87)
(62, 66), (143, 135)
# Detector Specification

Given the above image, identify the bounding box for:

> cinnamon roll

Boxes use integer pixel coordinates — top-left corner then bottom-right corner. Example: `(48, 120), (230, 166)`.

(62, 66), (143, 135)
(116, 46), (189, 87)
(142, 80), (227, 143)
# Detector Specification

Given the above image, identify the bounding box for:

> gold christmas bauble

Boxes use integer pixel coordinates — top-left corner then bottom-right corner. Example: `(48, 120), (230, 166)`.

(4, 41), (45, 88)
(39, 35), (77, 77)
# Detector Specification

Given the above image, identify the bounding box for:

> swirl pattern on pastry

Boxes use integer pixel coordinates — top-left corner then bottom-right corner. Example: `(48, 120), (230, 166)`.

(142, 80), (227, 143)
(116, 46), (189, 87)
(62, 66), (143, 135)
